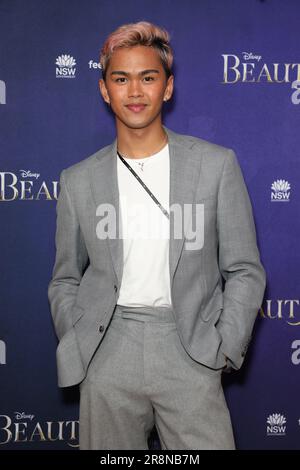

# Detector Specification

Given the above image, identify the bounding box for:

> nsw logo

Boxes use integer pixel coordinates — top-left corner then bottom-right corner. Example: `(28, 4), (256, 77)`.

(56, 54), (76, 78)
(266, 413), (287, 436)
(271, 179), (291, 202)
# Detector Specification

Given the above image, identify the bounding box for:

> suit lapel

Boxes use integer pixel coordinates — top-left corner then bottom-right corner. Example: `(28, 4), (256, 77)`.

(90, 140), (123, 284)
(90, 126), (203, 288)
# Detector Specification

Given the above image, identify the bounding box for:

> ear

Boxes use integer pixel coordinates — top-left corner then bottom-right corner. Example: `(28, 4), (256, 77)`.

(163, 74), (174, 102)
(99, 78), (110, 105)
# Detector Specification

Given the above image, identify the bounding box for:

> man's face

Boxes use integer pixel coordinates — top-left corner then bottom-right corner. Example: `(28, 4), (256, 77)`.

(99, 45), (174, 130)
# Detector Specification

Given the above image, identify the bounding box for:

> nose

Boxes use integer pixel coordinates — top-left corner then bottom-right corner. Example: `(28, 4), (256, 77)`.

(128, 79), (143, 98)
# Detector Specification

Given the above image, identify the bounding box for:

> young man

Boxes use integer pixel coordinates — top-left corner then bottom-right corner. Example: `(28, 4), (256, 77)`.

(48, 21), (266, 450)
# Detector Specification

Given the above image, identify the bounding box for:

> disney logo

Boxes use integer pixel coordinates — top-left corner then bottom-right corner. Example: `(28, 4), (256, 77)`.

(14, 412), (35, 421)
(242, 52), (262, 62)
(19, 170), (40, 179)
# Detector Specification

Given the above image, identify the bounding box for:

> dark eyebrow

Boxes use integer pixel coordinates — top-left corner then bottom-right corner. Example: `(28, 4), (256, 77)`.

(110, 69), (160, 77)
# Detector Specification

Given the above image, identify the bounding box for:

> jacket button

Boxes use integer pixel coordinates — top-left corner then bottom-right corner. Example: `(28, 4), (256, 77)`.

(99, 324), (105, 333)
(114, 285), (118, 292)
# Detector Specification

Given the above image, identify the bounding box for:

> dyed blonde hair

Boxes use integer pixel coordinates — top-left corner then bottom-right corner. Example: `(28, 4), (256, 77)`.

(100, 21), (173, 81)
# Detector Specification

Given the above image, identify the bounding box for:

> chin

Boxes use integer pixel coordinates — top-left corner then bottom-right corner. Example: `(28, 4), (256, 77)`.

(127, 123), (151, 129)
(120, 119), (154, 130)
(116, 111), (160, 130)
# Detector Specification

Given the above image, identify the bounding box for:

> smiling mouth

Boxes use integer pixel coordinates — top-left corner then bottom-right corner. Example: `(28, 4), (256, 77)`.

(125, 104), (147, 113)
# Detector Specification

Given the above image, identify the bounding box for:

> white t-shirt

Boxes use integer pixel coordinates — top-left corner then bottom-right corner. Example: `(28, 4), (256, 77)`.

(116, 142), (172, 307)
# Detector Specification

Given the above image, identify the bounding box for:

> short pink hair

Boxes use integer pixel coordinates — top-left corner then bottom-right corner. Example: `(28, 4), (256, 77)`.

(100, 21), (173, 81)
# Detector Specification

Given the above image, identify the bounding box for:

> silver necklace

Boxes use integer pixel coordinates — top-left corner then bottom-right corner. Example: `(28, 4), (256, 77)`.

(136, 161), (145, 171)
(118, 132), (168, 172)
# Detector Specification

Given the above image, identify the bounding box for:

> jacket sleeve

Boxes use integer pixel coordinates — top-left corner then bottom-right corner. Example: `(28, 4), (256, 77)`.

(48, 169), (89, 340)
(215, 149), (266, 370)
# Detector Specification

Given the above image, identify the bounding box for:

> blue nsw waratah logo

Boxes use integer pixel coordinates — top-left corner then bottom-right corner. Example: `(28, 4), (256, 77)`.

(55, 54), (77, 78)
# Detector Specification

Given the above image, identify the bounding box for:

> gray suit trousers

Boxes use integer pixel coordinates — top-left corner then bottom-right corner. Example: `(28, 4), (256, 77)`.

(79, 304), (236, 450)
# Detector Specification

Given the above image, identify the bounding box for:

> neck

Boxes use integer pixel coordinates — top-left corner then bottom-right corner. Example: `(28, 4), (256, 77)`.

(116, 120), (168, 159)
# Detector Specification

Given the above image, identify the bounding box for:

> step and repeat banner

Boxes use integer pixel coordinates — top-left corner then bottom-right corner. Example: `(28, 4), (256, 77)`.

(1, 0), (300, 450)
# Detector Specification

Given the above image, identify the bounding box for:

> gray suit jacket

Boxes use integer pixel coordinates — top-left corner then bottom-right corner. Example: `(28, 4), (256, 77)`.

(48, 125), (266, 388)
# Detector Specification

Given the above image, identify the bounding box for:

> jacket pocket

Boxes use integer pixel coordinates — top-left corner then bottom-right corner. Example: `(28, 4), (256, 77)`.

(200, 291), (223, 322)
